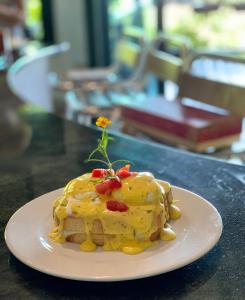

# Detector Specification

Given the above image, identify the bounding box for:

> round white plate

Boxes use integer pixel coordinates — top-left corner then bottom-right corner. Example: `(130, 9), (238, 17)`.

(5, 185), (222, 281)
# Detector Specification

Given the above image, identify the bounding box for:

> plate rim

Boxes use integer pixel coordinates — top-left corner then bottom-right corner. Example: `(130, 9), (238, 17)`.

(4, 185), (223, 282)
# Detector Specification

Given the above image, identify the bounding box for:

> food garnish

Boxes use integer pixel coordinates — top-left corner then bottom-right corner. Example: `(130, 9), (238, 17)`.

(49, 116), (182, 254)
(85, 116), (136, 195)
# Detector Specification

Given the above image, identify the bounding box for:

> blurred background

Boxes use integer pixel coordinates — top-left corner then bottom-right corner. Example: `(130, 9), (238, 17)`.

(1, 0), (245, 164)
(13, 0), (245, 67)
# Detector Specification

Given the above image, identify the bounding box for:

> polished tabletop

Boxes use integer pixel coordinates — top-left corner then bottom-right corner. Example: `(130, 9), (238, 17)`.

(0, 79), (245, 300)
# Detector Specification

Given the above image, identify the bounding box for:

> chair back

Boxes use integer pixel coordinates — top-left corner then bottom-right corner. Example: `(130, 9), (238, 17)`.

(178, 53), (245, 116)
(153, 33), (191, 60)
(114, 39), (142, 68)
(114, 26), (146, 67)
(113, 26), (149, 83)
(143, 33), (191, 83)
(122, 26), (146, 46)
(145, 48), (183, 83)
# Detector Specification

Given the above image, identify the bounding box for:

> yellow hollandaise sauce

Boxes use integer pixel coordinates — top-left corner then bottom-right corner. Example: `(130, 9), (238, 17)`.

(49, 172), (181, 254)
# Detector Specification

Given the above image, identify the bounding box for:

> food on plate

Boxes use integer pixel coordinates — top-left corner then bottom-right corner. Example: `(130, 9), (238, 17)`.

(49, 117), (181, 254)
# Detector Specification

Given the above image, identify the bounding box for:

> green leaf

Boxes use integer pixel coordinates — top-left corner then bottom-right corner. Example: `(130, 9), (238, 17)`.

(87, 147), (99, 160)
(85, 158), (109, 166)
(85, 120), (134, 171)
(111, 159), (132, 167)
(101, 131), (108, 150)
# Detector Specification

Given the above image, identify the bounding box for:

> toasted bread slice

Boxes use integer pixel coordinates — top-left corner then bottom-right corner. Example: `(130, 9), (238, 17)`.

(63, 214), (162, 245)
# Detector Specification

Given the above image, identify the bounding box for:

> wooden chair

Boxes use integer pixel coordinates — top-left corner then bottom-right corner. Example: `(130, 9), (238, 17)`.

(179, 52), (245, 116)
(65, 32), (191, 125)
(152, 32), (191, 61)
(120, 51), (245, 151)
(64, 27), (147, 123)
(62, 26), (146, 89)
(144, 43), (183, 84)
(109, 33), (191, 97)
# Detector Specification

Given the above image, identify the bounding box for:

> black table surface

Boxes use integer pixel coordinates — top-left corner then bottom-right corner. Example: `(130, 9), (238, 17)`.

(0, 80), (245, 300)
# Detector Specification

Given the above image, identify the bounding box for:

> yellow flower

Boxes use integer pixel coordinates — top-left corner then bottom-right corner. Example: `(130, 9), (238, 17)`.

(96, 116), (112, 129)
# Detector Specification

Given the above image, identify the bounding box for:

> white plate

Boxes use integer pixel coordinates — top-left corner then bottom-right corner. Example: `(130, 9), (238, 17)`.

(5, 185), (222, 281)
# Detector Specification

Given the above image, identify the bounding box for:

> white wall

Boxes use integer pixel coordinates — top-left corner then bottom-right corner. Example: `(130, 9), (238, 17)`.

(52, 0), (89, 68)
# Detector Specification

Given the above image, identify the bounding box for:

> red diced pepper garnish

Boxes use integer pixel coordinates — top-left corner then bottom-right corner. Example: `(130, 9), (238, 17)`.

(106, 200), (129, 212)
(117, 165), (138, 178)
(108, 177), (122, 189)
(116, 201), (129, 212)
(106, 200), (118, 211)
(117, 170), (131, 178)
(95, 177), (122, 194)
(92, 168), (108, 178)
(118, 165), (130, 172)
(95, 180), (111, 194)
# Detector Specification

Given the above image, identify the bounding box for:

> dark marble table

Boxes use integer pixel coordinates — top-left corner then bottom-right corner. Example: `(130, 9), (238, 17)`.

(0, 87), (245, 299)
